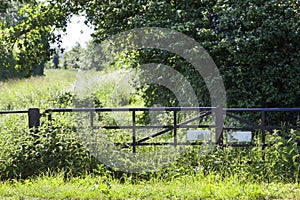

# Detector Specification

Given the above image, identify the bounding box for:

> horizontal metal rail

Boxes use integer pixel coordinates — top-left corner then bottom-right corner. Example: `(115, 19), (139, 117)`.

(0, 110), (28, 114)
(93, 125), (214, 130)
(45, 107), (300, 113)
(45, 107), (215, 113)
(225, 108), (300, 112)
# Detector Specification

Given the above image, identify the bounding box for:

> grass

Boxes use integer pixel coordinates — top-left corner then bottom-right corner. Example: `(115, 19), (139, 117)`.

(0, 69), (77, 110)
(0, 68), (139, 110)
(0, 173), (300, 199)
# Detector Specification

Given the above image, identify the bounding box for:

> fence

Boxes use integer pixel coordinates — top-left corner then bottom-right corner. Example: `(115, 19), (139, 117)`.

(1, 107), (300, 152)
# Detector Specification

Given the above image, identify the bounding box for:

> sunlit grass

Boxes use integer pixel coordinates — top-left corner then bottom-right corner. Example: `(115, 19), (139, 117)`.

(0, 69), (140, 110)
(0, 69), (78, 110)
(0, 173), (300, 199)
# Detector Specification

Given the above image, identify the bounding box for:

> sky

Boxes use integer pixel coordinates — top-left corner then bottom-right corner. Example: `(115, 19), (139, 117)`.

(59, 15), (94, 50)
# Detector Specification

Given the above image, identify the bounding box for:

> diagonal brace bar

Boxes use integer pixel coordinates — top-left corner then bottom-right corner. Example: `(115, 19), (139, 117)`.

(136, 111), (212, 144)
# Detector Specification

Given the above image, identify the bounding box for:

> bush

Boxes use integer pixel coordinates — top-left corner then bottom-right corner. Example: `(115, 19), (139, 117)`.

(160, 129), (300, 183)
(0, 118), (97, 180)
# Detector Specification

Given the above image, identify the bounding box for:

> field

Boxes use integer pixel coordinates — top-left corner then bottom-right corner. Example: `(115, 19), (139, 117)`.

(0, 69), (300, 199)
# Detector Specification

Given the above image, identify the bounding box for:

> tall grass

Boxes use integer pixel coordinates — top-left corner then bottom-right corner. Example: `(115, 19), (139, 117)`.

(0, 69), (77, 110)
(0, 68), (139, 110)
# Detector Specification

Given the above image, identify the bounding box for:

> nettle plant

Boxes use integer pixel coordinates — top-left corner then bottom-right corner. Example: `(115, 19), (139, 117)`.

(166, 129), (300, 183)
(0, 116), (97, 180)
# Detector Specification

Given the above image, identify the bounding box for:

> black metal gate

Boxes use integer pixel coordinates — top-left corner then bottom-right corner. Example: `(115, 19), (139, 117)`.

(1, 107), (299, 152)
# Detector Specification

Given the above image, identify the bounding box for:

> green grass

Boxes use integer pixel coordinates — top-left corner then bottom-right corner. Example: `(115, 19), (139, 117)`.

(0, 173), (300, 199)
(0, 69), (77, 110)
(0, 68), (139, 110)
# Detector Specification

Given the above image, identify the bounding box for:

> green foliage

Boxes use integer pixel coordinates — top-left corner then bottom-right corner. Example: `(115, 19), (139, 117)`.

(57, 40), (117, 71)
(58, 43), (84, 69)
(0, 0), (83, 80)
(0, 118), (97, 180)
(83, 0), (300, 115)
(211, 0), (300, 110)
(1, 68), (300, 187)
(1, 1), (48, 79)
(0, 69), (138, 179)
(2, 0), (299, 114)
(159, 129), (300, 183)
(79, 41), (107, 71)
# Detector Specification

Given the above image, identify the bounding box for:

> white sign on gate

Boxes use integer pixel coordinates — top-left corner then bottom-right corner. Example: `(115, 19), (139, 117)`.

(187, 130), (211, 141)
(228, 131), (252, 142)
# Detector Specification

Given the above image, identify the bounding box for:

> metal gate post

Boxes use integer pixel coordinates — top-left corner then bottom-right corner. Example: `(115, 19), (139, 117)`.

(132, 110), (136, 153)
(90, 111), (94, 128)
(215, 106), (223, 146)
(173, 110), (177, 147)
(28, 108), (40, 131)
(261, 111), (266, 149)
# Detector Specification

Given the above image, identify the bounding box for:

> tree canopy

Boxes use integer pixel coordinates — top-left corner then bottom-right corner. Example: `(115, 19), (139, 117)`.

(0, 0), (82, 79)
(82, 0), (300, 110)
(1, 0), (299, 112)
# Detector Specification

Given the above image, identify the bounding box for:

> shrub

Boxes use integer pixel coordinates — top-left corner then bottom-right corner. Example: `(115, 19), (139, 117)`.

(160, 129), (300, 183)
(0, 118), (97, 180)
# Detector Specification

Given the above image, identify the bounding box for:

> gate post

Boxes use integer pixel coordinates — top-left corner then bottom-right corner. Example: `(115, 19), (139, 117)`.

(28, 108), (40, 130)
(261, 110), (266, 149)
(173, 110), (177, 147)
(215, 106), (224, 146)
(132, 110), (136, 153)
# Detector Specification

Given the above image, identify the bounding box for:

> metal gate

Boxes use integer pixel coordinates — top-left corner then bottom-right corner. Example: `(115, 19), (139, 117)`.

(1, 107), (300, 152)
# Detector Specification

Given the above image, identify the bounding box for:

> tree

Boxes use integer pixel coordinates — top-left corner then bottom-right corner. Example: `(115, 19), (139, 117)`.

(61, 42), (84, 69)
(60, 41), (108, 71)
(82, 0), (300, 112)
(0, 0), (83, 80)
(53, 54), (59, 69)
(80, 41), (105, 71)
